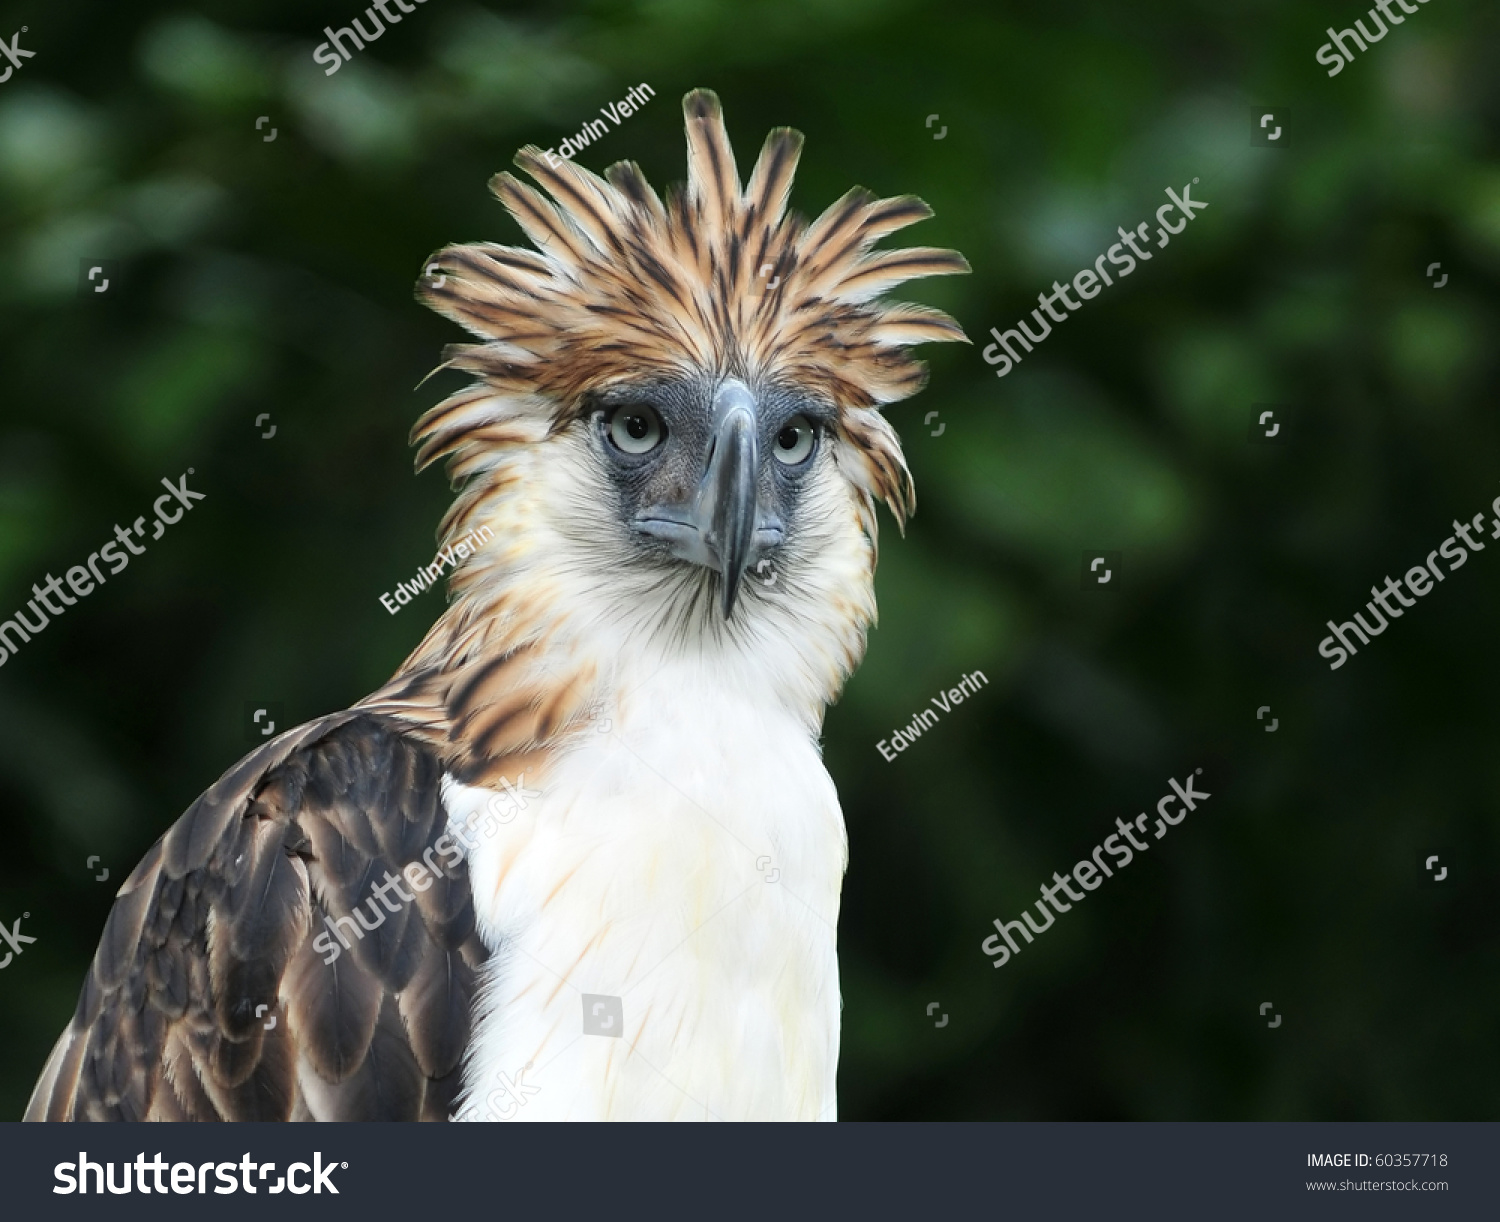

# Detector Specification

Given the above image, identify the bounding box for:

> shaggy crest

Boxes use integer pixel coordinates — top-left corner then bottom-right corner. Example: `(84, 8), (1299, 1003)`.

(412, 88), (969, 529)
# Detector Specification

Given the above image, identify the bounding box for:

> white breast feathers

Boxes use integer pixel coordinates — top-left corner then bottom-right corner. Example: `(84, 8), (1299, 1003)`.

(445, 659), (847, 1121)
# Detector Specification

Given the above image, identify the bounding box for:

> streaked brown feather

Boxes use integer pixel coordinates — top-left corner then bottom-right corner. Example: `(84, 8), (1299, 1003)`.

(25, 715), (490, 1122)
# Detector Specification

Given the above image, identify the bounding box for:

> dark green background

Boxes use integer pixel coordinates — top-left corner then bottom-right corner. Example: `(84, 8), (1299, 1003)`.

(1, 0), (1497, 1121)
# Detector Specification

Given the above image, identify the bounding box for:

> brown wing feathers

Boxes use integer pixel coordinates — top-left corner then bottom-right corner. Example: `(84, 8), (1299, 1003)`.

(26, 715), (486, 1121)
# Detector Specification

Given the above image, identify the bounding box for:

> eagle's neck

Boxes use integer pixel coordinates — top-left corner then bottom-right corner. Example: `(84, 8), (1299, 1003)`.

(366, 462), (880, 786)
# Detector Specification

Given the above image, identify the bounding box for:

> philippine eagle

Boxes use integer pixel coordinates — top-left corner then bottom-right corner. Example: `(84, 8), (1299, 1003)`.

(26, 89), (968, 1122)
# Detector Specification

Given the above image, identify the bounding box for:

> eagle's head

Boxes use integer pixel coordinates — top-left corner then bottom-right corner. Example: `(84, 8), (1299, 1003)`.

(407, 89), (967, 722)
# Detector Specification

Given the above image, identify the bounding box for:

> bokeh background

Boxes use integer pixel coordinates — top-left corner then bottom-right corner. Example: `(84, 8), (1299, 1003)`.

(1, 0), (1498, 1121)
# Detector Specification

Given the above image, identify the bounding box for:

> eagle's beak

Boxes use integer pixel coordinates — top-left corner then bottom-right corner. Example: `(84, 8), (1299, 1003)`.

(700, 382), (758, 617)
(633, 379), (783, 617)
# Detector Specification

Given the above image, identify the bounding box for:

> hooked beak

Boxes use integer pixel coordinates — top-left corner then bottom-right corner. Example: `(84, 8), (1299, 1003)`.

(633, 379), (782, 618)
(701, 383), (758, 616)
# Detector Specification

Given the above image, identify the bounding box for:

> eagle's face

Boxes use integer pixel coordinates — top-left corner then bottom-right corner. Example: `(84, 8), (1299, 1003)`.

(584, 373), (831, 617)
(525, 366), (876, 696)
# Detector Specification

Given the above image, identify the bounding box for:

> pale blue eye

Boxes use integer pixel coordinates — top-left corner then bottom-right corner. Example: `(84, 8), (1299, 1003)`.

(773, 415), (815, 465)
(607, 405), (664, 454)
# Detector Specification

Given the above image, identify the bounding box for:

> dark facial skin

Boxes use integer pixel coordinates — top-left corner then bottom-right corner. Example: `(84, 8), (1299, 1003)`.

(582, 374), (832, 614)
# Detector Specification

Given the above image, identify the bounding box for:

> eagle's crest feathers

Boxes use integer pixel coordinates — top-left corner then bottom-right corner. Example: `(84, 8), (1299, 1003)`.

(414, 88), (969, 529)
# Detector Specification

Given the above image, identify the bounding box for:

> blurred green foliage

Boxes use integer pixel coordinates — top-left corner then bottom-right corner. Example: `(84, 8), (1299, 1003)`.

(1, 0), (1497, 1120)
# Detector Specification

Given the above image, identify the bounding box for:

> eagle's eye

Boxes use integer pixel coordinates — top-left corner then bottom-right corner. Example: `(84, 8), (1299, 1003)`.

(606, 404), (665, 455)
(772, 415), (816, 466)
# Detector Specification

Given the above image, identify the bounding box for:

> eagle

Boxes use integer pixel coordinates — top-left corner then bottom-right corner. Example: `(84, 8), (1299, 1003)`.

(26, 89), (968, 1122)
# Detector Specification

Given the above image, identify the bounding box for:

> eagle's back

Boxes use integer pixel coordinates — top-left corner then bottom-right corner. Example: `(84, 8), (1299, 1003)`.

(25, 714), (487, 1121)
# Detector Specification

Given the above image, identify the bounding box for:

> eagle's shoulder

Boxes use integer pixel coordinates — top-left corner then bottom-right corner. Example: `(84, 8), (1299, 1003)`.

(25, 711), (487, 1121)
